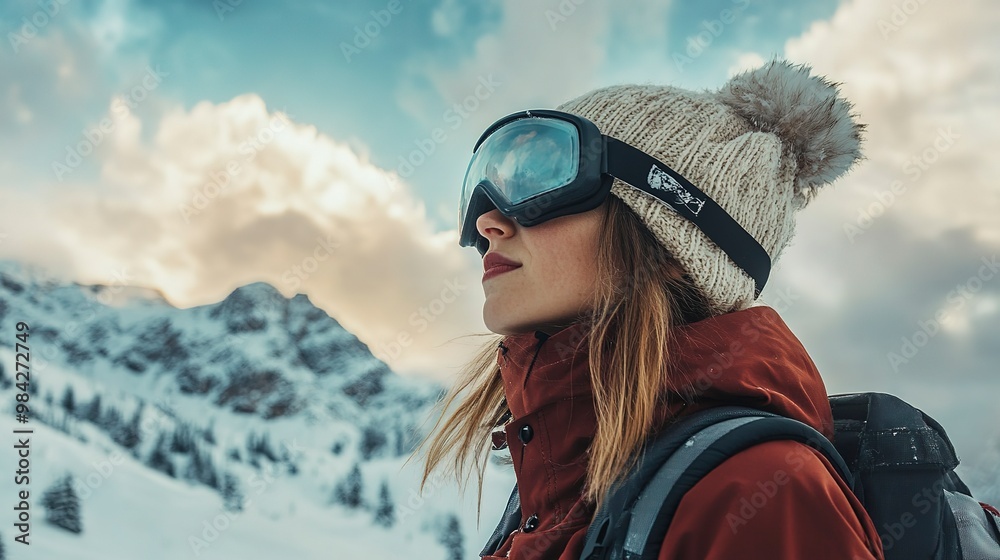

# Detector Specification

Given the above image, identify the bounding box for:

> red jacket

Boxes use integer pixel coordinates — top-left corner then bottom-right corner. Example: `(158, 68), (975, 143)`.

(484, 305), (884, 560)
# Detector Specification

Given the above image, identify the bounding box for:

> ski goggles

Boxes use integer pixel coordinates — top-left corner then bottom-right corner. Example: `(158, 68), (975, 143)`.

(458, 109), (771, 297)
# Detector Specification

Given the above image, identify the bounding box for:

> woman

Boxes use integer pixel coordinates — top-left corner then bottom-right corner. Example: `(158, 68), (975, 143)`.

(416, 58), (885, 559)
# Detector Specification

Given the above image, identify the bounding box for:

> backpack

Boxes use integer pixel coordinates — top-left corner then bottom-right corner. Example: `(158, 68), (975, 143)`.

(481, 392), (1000, 560)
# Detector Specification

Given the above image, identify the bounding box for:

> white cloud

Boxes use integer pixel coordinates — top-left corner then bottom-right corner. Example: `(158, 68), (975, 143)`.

(0, 93), (488, 380)
(89, 0), (164, 56)
(430, 0), (463, 36)
(726, 51), (765, 77)
(781, 0), (999, 247)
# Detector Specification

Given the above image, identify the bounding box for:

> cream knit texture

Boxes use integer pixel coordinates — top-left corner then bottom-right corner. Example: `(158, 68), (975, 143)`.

(556, 58), (865, 316)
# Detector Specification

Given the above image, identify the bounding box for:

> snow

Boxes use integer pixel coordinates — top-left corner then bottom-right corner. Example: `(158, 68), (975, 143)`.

(5, 419), (473, 560)
(0, 259), (516, 560)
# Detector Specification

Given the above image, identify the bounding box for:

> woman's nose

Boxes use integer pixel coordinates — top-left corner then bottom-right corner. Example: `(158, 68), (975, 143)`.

(476, 207), (516, 242)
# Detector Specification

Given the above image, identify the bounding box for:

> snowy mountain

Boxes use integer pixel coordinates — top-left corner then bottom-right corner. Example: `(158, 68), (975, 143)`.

(0, 259), (516, 560)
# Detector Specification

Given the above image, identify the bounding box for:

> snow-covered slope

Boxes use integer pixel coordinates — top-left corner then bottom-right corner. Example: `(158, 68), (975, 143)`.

(0, 259), (515, 560)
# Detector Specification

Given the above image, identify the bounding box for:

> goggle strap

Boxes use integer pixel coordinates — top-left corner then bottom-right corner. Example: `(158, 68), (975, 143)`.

(605, 136), (771, 298)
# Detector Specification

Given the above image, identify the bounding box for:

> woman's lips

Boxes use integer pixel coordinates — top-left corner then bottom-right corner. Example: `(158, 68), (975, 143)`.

(483, 264), (521, 282)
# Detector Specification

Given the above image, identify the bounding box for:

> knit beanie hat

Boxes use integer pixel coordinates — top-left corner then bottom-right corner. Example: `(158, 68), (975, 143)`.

(556, 58), (866, 317)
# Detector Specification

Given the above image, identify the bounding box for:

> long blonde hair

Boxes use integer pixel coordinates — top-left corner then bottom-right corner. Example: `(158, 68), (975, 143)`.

(411, 194), (712, 517)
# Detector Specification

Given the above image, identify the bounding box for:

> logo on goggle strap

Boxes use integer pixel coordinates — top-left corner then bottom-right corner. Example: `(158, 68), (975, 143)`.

(647, 165), (705, 216)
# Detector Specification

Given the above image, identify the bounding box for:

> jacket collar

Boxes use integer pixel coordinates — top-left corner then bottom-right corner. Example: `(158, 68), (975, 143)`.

(496, 322), (593, 421)
(495, 305), (835, 439)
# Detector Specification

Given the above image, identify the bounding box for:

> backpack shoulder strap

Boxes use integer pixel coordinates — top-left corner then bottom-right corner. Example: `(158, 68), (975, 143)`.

(625, 413), (850, 559)
(580, 406), (779, 559)
(581, 406), (852, 560)
(481, 483), (522, 557)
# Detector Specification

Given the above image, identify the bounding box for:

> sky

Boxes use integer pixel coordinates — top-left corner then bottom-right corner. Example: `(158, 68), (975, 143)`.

(1, 0), (998, 483)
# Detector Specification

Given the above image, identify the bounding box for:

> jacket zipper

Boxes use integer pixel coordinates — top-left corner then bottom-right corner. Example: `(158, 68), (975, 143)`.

(523, 331), (549, 387)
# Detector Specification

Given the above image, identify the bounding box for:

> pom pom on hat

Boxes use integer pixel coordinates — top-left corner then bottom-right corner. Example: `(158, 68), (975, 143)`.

(556, 57), (866, 316)
(717, 58), (867, 209)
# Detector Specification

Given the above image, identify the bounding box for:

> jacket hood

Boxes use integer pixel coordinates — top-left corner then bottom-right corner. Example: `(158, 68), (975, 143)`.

(496, 304), (834, 442)
(660, 303), (835, 438)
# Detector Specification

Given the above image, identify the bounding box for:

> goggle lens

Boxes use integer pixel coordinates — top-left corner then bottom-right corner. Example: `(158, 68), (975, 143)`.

(459, 117), (581, 232)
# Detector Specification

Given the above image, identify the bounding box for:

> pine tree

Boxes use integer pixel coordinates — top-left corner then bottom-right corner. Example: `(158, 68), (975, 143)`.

(247, 431), (278, 462)
(112, 406), (141, 449)
(359, 425), (387, 460)
(333, 463), (363, 509)
(203, 420), (216, 445)
(186, 445), (219, 489)
(60, 386), (76, 416)
(81, 394), (102, 423)
(201, 451), (222, 490)
(146, 433), (175, 477)
(170, 423), (196, 454)
(373, 480), (395, 528)
(41, 475), (82, 534)
(99, 405), (122, 433)
(221, 472), (244, 512)
(439, 514), (463, 560)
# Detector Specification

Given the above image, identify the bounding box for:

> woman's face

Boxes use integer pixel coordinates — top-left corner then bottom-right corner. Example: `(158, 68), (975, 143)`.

(477, 201), (606, 336)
